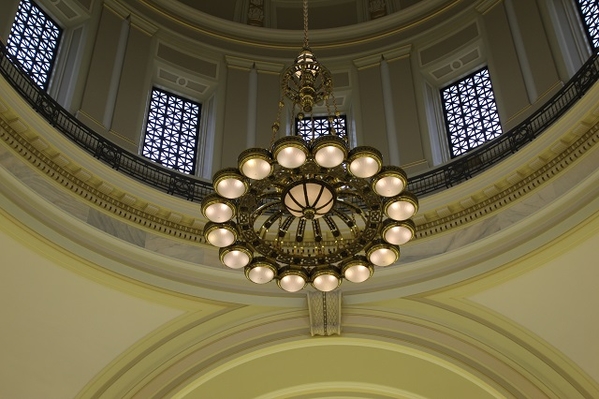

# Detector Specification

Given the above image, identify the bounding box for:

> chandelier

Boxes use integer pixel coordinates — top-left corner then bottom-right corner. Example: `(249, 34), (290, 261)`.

(201, 0), (418, 293)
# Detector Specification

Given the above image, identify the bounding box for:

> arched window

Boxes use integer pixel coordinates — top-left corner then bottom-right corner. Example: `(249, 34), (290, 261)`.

(142, 87), (201, 174)
(440, 67), (503, 158)
(6, 0), (62, 91)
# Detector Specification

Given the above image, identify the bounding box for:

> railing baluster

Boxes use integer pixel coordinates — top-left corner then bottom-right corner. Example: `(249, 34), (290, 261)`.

(0, 41), (597, 201)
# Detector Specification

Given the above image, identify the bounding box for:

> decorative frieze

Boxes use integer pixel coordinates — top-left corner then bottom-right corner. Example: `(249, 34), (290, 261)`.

(247, 0), (265, 27)
(369, 0), (387, 19)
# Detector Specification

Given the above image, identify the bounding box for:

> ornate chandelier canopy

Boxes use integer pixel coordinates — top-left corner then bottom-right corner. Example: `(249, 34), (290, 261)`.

(201, 0), (418, 293)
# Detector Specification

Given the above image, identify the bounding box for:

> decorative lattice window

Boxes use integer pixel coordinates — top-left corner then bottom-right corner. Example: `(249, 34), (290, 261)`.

(142, 88), (201, 174)
(6, 0), (62, 90)
(441, 68), (503, 158)
(577, 0), (599, 50)
(295, 115), (348, 142)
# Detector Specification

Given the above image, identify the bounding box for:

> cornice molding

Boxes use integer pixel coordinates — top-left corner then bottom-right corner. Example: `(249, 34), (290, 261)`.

(224, 55), (284, 73)
(353, 44), (412, 69)
(0, 116), (206, 243)
(416, 123), (599, 238)
(5, 107), (597, 250)
(1, 76), (598, 301)
(97, 0), (473, 61)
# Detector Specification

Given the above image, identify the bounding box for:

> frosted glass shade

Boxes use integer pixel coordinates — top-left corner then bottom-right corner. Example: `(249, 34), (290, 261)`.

(372, 166), (407, 198)
(204, 222), (237, 248)
(239, 148), (272, 180)
(213, 168), (248, 199)
(341, 257), (374, 283)
(311, 268), (341, 292)
(204, 202), (234, 223)
(272, 136), (309, 169)
(384, 192), (418, 221)
(220, 245), (252, 269)
(283, 180), (335, 219)
(312, 136), (348, 168)
(382, 219), (415, 246)
(366, 241), (399, 267)
(277, 267), (308, 292)
(201, 194), (235, 223)
(279, 275), (305, 292)
(245, 258), (277, 284)
(313, 274), (340, 292)
(315, 146), (344, 168)
(347, 146), (382, 178)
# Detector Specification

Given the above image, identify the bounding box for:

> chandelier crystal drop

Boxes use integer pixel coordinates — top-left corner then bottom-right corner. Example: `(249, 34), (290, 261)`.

(201, 0), (419, 292)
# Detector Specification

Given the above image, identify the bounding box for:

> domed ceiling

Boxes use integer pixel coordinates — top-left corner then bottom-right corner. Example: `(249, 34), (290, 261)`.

(172, 0), (426, 29)
(2, 0), (599, 397)
(128, 0), (466, 59)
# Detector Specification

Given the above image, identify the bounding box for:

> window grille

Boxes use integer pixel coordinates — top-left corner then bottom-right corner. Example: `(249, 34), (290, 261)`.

(576, 0), (599, 50)
(6, 0), (62, 90)
(142, 88), (201, 174)
(295, 115), (347, 142)
(441, 68), (503, 158)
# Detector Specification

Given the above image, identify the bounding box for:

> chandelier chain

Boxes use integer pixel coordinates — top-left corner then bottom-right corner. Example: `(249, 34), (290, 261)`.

(270, 99), (285, 146)
(303, 0), (309, 48)
(325, 98), (337, 136)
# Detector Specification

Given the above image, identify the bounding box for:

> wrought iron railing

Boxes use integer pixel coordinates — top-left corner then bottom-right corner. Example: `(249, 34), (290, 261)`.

(1, 41), (598, 200)
(409, 50), (599, 195)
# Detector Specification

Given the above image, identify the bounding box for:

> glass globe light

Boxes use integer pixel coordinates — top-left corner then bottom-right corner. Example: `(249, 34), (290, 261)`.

(272, 136), (309, 169)
(245, 257), (277, 284)
(238, 148), (272, 180)
(203, 222), (237, 248)
(219, 244), (253, 269)
(213, 168), (248, 199)
(384, 192), (419, 221)
(341, 256), (374, 283)
(372, 166), (407, 198)
(277, 267), (308, 292)
(312, 136), (348, 168)
(347, 146), (383, 178)
(381, 219), (415, 246)
(201, 193), (235, 223)
(311, 267), (341, 292)
(366, 240), (399, 267)
(283, 179), (336, 219)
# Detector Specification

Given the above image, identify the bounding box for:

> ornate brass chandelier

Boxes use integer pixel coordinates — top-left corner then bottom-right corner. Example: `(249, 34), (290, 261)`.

(201, 0), (418, 292)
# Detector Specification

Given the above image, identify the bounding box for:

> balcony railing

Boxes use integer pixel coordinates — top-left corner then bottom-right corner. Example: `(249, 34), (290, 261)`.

(1, 41), (598, 201)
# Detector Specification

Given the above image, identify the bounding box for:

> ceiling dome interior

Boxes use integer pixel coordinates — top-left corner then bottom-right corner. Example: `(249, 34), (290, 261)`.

(1, 0), (599, 397)
(171, 0), (426, 30)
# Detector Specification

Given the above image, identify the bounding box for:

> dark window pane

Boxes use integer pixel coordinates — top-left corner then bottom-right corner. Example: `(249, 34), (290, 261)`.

(295, 115), (347, 142)
(577, 0), (599, 50)
(142, 88), (201, 174)
(6, 0), (62, 90)
(441, 68), (503, 158)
